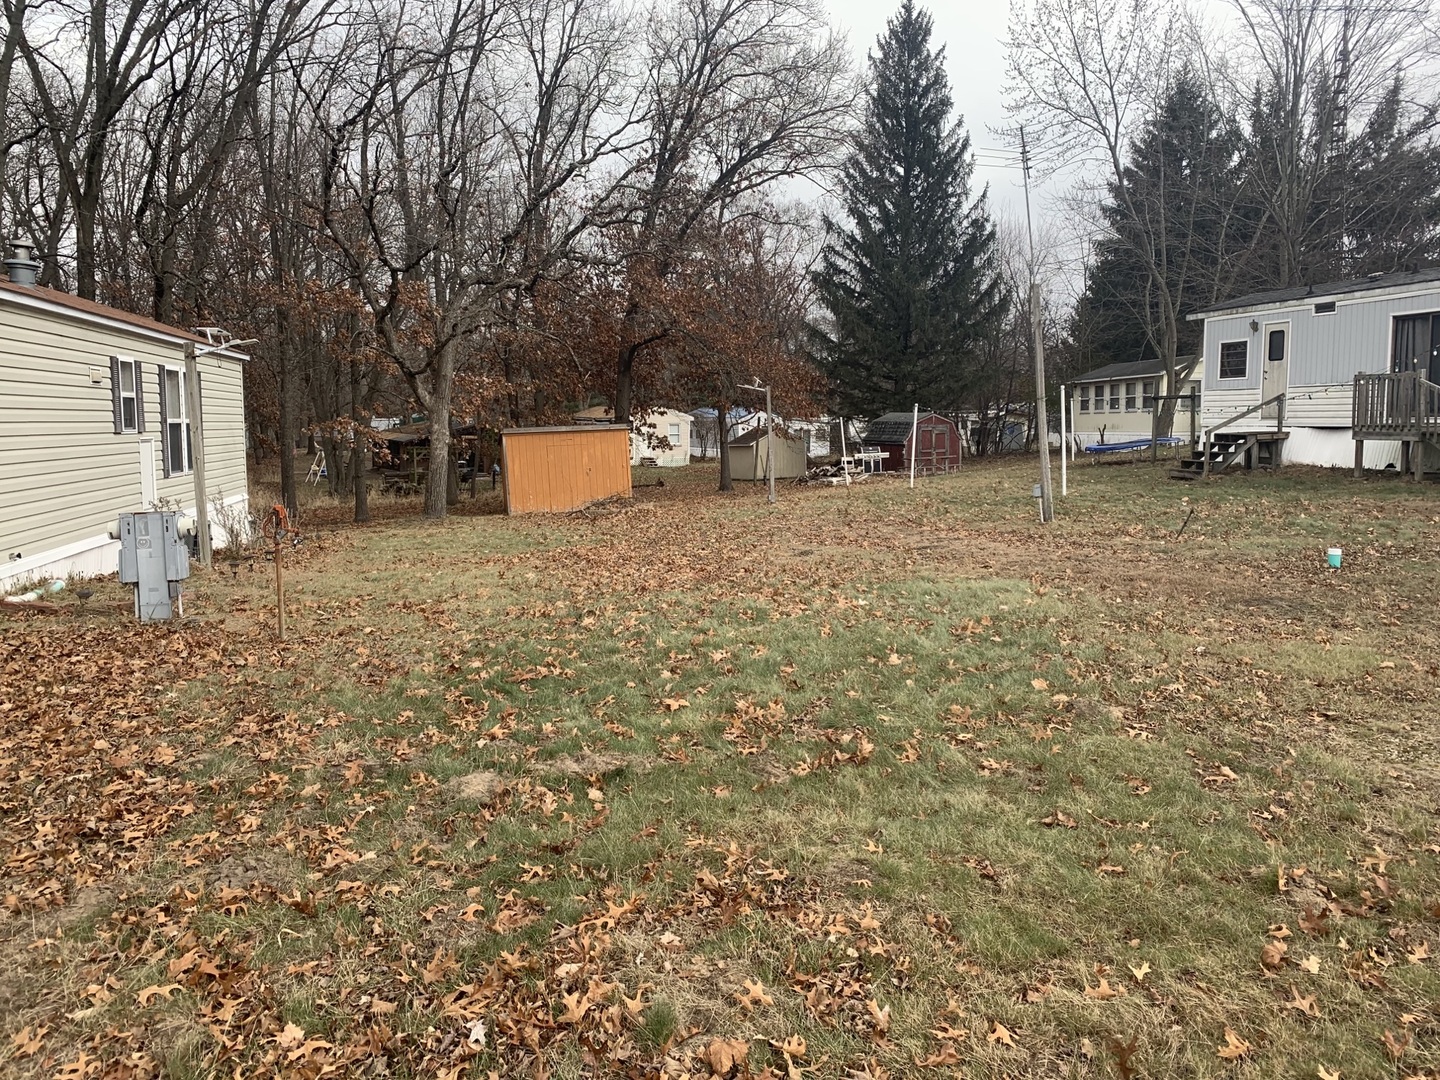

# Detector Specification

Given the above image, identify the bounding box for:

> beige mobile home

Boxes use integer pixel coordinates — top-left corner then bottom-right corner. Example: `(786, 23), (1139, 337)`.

(0, 260), (248, 588)
(1068, 358), (1203, 450)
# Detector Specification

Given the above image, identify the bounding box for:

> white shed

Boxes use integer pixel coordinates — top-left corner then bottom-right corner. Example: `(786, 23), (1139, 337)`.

(0, 268), (249, 588)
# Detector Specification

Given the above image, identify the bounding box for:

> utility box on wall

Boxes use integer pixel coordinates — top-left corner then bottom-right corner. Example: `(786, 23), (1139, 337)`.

(117, 512), (190, 621)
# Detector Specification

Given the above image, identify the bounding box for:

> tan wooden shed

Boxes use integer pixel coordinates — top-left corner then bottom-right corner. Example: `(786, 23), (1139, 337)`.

(500, 424), (632, 514)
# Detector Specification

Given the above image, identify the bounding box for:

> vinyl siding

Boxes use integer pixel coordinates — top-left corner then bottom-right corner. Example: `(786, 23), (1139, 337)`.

(0, 297), (246, 562)
(1069, 365), (1203, 442)
(1200, 285), (1440, 426)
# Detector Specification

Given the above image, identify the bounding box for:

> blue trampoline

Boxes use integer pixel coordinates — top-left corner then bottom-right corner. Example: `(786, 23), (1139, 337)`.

(1084, 437), (1182, 454)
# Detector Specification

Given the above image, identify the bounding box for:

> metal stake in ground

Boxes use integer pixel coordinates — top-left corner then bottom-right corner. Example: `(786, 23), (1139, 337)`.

(264, 504), (290, 641)
(739, 381), (776, 504)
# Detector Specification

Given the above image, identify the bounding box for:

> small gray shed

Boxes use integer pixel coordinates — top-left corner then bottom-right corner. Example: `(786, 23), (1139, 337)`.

(728, 426), (808, 481)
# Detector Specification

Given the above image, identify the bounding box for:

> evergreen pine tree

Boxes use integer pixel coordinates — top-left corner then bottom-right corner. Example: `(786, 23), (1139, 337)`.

(1078, 70), (1249, 369)
(812, 0), (1006, 416)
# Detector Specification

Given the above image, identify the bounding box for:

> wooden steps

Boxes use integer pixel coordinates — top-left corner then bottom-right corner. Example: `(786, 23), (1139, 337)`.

(1170, 431), (1288, 480)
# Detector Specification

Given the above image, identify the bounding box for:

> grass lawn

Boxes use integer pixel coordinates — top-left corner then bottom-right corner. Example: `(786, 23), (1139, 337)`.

(3, 455), (1440, 1079)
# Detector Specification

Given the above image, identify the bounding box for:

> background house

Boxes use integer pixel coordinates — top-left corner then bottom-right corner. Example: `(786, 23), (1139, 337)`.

(728, 426), (809, 481)
(689, 406), (763, 459)
(1068, 358), (1202, 449)
(861, 412), (962, 472)
(1190, 268), (1440, 471)
(0, 267), (248, 589)
(574, 406), (692, 466)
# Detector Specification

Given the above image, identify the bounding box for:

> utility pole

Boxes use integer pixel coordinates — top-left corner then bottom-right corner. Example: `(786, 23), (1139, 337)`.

(1020, 126), (1055, 523)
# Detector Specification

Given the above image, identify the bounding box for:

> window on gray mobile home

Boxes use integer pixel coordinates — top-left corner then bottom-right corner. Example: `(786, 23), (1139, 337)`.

(1219, 341), (1247, 379)
(1109, 383), (1120, 410)
(1268, 329), (1286, 362)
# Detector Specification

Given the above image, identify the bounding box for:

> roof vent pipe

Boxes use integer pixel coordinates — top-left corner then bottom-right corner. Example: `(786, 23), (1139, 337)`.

(4, 240), (40, 287)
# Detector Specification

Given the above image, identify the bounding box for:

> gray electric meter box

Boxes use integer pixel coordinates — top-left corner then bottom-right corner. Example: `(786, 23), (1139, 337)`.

(117, 511), (190, 621)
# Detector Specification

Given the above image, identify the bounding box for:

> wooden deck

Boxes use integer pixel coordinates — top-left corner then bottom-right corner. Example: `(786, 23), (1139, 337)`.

(1352, 372), (1440, 479)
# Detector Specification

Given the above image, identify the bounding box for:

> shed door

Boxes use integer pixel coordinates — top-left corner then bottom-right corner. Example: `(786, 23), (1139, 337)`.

(1261, 323), (1289, 419)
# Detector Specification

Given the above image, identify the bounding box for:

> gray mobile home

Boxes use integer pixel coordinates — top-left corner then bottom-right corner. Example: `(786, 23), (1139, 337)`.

(1189, 268), (1440, 475)
(0, 250), (249, 588)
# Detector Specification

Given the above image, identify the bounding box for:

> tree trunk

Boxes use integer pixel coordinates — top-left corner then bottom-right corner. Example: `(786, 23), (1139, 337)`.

(615, 345), (636, 424)
(717, 402), (733, 492)
(418, 348), (457, 519)
(73, 155), (103, 300)
(278, 318), (298, 517)
(352, 443), (370, 522)
(322, 435), (344, 495)
(352, 361), (370, 524)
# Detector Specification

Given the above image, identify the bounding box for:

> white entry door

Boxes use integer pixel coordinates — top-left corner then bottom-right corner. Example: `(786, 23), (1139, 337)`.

(1261, 322), (1290, 419)
(138, 437), (157, 508)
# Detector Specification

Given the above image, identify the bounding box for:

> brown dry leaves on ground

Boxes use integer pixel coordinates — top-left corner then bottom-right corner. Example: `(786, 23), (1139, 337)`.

(3, 460), (1440, 1078)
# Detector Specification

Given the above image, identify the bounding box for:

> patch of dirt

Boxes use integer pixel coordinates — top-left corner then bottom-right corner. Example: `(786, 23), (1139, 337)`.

(1068, 697), (1122, 725)
(541, 751), (632, 779)
(444, 769), (508, 803)
(815, 855), (873, 889)
(204, 849), (306, 893)
(58, 885), (116, 929)
(745, 752), (791, 784)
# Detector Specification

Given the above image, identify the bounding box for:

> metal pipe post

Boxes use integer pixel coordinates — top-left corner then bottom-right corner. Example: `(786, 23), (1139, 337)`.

(1031, 282), (1054, 522)
(765, 385), (775, 504)
(1059, 383), (1067, 496)
(274, 540), (287, 641)
(184, 342), (212, 567)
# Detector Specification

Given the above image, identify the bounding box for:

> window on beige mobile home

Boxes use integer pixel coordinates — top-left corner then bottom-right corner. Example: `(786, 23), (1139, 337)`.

(1142, 379), (1155, 409)
(163, 367), (192, 475)
(1125, 381), (1137, 410)
(117, 358), (138, 432)
(1079, 386), (1090, 411)
(1109, 384), (1120, 410)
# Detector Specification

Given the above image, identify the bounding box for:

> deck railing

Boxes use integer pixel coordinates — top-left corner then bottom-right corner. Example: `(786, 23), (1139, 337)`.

(1353, 371), (1440, 436)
